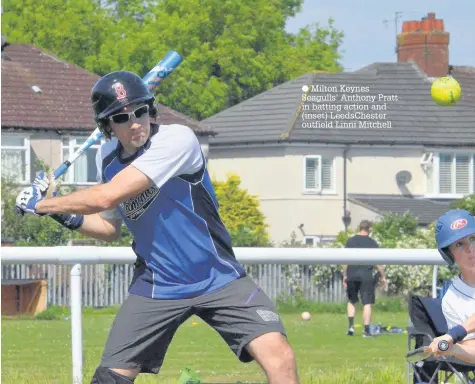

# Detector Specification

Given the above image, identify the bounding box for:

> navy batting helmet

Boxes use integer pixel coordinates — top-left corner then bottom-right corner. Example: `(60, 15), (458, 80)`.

(91, 71), (157, 139)
(435, 209), (475, 266)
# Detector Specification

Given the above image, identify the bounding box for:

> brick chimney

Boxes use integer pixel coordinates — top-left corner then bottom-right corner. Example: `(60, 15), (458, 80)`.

(397, 12), (450, 77)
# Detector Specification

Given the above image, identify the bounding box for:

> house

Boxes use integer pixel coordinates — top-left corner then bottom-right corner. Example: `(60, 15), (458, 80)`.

(1, 39), (215, 187)
(203, 12), (475, 246)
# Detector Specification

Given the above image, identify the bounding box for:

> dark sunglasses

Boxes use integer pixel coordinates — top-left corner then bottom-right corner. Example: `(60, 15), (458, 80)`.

(109, 105), (149, 124)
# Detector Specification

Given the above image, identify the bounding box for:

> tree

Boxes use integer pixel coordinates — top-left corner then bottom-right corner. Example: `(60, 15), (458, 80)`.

(371, 211), (418, 247)
(1, 0), (110, 70)
(450, 195), (475, 216)
(145, 0), (343, 120)
(212, 174), (270, 246)
(2, 0), (344, 120)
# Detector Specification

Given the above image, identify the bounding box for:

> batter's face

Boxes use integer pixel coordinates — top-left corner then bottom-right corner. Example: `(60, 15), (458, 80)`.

(449, 233), (475, 271)
(109, 102), (151, 154)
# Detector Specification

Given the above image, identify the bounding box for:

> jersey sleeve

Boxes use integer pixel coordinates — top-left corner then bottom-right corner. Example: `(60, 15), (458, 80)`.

(96, 144), (122, 222)
(442, 297), (462, 329)
(132, 124), (203, 188)
(442, 296), (475, 341)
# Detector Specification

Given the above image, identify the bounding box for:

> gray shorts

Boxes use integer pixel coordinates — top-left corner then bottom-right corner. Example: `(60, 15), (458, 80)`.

(100, 276), (287, 374)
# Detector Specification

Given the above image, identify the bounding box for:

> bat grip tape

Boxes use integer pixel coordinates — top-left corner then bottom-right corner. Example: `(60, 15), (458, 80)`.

(54, 162), (71, 179)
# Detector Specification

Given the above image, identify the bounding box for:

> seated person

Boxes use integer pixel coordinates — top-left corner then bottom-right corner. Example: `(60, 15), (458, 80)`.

(426, 209), (475, 363)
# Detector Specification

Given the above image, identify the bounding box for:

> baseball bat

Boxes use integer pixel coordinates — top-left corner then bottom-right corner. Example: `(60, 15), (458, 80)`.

(14, 50), (183, 217)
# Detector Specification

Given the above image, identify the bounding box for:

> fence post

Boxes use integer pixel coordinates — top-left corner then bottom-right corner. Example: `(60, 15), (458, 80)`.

(70, 264), (83, 384)
(432, 265), (438, 298)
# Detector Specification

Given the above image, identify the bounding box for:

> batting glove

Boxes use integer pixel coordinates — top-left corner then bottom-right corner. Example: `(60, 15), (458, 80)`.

(14, 171), (57, 216)
(33, 171), (57, 198)
(15, 185), (46, 216)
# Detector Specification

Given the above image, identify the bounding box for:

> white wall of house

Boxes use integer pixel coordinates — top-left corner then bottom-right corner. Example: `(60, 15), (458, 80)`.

(347, 201), (382, 230)
(346, 147), (424, 195)
(208, 144), (475, 244)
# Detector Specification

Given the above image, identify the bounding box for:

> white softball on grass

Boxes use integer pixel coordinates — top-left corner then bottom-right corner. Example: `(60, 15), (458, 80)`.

(301, 311), (311, 321)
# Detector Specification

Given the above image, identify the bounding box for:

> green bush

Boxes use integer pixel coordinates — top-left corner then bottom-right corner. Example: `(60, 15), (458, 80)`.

(212, 174), (271, 246)
(35, 306), (69, 320)
(450, 194), (475, 215)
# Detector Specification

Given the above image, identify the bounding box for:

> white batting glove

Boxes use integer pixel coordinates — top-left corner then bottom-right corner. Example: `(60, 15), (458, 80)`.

(15, 185), (45, 216)
(14, 171), (57, 216)
(33, 171), (57, 198)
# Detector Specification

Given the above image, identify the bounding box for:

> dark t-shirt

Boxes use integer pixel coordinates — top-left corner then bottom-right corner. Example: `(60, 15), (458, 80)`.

(345, 234), (379, 281)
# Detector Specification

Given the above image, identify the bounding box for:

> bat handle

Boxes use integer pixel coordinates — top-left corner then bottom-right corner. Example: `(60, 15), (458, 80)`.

(438, 340), (450, 351)
(53, 162), (70, 180)
(13, 206), (25, 217)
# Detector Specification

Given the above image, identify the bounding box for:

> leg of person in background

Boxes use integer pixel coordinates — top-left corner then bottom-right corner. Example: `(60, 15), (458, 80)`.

(347, 301), (356, 336)
(345, 280), (360, 336)
(363, 304), (372, 337)
(361, 278), (376, 337)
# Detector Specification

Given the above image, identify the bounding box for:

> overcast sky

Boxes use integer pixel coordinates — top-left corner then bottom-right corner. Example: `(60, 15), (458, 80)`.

(285, 0), (475, 71)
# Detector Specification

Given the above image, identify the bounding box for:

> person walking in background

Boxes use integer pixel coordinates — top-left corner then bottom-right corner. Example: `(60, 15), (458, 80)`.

(342, 220), (388, 337)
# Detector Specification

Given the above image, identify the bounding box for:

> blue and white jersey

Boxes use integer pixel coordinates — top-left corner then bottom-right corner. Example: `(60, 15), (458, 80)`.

(96, 124), (245, 299)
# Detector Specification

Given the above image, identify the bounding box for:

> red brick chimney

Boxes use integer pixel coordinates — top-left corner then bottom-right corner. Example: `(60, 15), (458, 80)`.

(397, 12), (450, 77)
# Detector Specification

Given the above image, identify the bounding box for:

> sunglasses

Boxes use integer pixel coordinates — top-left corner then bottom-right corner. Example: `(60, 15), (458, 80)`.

(109, 105), (149, 124)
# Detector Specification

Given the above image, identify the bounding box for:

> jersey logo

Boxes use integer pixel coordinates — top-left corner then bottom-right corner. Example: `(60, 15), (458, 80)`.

(451, 219), (468, 230)
(112, 82), (127, 100)
(256, 309), (280, 322)
(121, 186), (160, 221)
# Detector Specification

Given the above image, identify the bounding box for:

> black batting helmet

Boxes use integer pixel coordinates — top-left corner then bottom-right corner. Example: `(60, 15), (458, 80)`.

(91, 71), (158, 139)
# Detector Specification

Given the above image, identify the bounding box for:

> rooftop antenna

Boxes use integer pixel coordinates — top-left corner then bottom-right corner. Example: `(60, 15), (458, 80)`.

(382, 11), (403, 55)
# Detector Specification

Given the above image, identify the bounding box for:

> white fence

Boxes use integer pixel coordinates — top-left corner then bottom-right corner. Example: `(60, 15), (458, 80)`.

(1, 246), (447, 384)
(1, 263), (346, 305)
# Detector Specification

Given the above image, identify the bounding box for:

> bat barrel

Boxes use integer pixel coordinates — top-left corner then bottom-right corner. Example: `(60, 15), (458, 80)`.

(142, 51), (183, 90)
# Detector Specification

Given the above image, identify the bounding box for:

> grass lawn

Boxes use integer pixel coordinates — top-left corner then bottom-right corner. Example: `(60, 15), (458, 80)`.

(2, 309), (412, 384)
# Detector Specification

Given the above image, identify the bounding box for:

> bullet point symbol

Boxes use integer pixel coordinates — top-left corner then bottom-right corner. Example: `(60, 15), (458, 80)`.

(302, 85), (309, 92)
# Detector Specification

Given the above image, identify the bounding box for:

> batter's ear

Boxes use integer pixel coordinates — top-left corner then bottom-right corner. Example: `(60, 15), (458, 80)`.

(149, 100), (158, 119)
(97, 119), (112, 140)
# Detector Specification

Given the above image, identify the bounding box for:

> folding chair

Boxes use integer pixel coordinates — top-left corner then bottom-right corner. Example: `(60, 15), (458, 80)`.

(407, 293), (475, 384)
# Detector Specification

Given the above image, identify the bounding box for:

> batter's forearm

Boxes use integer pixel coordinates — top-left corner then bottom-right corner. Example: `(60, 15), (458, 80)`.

(452, 341), (475, 363)
(36, 185), (114, 215)
(78, 214), (121, 242)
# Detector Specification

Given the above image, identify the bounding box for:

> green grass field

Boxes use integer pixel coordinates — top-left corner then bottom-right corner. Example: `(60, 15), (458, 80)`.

(1, 307), (413, 384)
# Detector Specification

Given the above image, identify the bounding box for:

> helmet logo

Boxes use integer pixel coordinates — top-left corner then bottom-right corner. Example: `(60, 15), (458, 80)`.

(436, 222), (443, 233)
(113, 83), (127, 100)
(450, 219), (468, 230)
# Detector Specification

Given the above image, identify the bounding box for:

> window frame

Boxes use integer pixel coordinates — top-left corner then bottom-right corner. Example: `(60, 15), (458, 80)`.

(61, 135), (103, 185)
(425, 151), (475, 198)
(302, 155), (336, 195)
(1, 132), (31, 184)
(303, 236), (319, 247)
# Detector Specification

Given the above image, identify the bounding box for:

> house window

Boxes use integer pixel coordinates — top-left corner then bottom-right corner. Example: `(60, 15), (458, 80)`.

(303, 236), (319, 247)
(303, 156), (334, 193)
(430, 153), (475, 196)
(1, 135), (30, 183)
(62, 136), (101, 184)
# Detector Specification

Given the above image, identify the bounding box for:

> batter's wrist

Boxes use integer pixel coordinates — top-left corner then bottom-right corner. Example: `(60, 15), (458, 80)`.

(448, 325), (468, 344)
